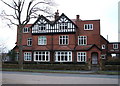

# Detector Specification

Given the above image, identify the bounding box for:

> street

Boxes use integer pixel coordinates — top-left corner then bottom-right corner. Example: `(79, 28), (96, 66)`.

(2, 71), (119, 84)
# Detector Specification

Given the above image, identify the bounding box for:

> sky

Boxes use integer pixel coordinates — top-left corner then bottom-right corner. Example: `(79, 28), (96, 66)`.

(0, 0), (119, 51)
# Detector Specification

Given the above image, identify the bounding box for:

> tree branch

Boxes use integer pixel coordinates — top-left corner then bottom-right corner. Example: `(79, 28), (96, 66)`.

(1, 0), (18, 10)
(4, 17), (18, 25)
(1, 10), (18, 20)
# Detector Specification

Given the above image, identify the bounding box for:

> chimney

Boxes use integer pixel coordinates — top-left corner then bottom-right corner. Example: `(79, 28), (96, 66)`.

(54, 10), (59, 20)
(76, 15), (80, 21)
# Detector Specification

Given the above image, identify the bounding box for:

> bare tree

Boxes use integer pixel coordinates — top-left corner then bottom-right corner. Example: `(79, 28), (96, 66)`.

(0, 0), (55, 69)
(0, 42), (7, 62)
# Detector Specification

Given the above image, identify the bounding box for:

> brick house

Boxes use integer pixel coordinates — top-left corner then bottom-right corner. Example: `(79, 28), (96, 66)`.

(13, 11), (120, 65)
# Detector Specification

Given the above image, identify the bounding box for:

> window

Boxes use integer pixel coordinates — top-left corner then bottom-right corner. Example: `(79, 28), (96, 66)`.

(55, 51), (72, 62)
(24, 52), (32, 61)
(59, 35), (69, 45)
(101, 55), (106, 59)
(78, 36), (87, 45)
(113, 44), (118, 49)
(27, 38), (32, 46)
(102, 44), (105, 49)
(39, 24), (46, 31)
(77, 52), (86, 62)
(34, 51), (50, 62)
(23, 27), (29, 33)
(84, 24), (93, 30)
(16, 52), (19, 61)
(59, 23), (67, 30)
(38, 36), (47, 45)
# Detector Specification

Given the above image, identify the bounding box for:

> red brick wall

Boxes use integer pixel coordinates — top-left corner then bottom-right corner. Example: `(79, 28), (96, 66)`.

(108, 43), (120, 53)
(100, 36), (108, 54)
(75, 20), (101, 47)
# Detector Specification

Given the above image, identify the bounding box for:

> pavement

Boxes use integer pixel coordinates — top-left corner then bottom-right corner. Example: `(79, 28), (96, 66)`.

(2, 71), (119, 84)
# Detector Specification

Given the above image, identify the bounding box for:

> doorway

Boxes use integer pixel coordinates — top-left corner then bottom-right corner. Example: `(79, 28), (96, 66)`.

(91, 52), (98, 65)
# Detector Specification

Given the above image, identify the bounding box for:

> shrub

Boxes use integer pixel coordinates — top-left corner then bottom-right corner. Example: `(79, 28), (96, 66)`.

(103, 65), (120, 71)
(105, 58), (120, 65)
(2, 63), (89, 70)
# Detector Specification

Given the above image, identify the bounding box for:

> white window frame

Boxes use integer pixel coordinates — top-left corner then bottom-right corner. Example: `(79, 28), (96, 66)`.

(59, 23), (68, 30)
(27, 38), (32, 46)
(24, 52), (32, 61)
(102, 44), (106, 49)
(101, 55), (106, 59)
(77, 52), (86, 62)
(38, 24), (46, 31)
(34, 51), (50, 62)
(84, 24), (93, 30)
(55, 51), (72, 62)
(59, 35), (69, 45)
(23, 27), (29, 33)
(38, 36), (47, 45)
(78, 36), (87, 45)
(113, 44), (118, 49)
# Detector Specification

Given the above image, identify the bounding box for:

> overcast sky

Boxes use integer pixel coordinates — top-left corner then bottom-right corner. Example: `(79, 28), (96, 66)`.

(0, 0), (119, 51)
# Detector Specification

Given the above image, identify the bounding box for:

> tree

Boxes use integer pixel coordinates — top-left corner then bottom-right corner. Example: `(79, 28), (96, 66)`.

(0, 0), (55, 69)
(7, 50), (16, 62)
(0, 42), (7, 62)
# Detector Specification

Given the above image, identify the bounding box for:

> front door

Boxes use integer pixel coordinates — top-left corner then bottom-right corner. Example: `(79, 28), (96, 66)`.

(92, 52), (98, 65)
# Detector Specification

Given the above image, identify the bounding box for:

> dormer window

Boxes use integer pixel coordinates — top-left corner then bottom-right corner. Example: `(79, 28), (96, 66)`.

(23, 27), (29, 33)
(38, 24), (46, 31)
(113, 44), (118, 49)
(59, 23), (67, 30)
(84, 24), (93, 30)
(102, 44), (106, 49)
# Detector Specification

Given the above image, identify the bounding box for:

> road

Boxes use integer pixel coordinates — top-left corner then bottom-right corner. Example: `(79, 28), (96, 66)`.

(2, 71), (119, 84)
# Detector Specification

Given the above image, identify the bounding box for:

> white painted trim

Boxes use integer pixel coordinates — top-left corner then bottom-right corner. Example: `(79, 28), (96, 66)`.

(78, 36), (87, 45)
(55, 51), (72, 62)
(38, 36), (47, 45)
(24, 52), (32, 61)
(34, 51), (50, 62)
(77, 52), (87, 62)
(84, 24), (93, 30)
(59, 35), (69, 45)
(113, 44), (118, 49)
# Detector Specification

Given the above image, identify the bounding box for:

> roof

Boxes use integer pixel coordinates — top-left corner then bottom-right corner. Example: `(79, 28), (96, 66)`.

(30, 13), (78, 28)
(75, 44), (101, 51)
(109, 42), (120, 44)
(53, 46), (72, 50)
(100, 35), (109, 43)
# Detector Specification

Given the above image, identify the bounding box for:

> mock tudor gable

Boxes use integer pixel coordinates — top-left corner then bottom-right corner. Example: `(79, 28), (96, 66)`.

(32, 13), (77, 34)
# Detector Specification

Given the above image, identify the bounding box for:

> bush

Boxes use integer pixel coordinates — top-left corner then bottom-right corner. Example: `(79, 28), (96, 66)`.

(105, 58), (120, 65)
(2, 63), (89, 70)
(102, 65), (120, 71)
(2, 64), (19, 69)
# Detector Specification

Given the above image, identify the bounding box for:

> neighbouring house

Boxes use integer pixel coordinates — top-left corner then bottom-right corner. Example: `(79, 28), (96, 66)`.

(13, 11), (120, 66)
(1, 53), (11, 62)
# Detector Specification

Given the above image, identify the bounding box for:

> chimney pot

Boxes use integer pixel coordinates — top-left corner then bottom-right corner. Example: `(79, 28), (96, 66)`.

(76, 15), (80, 20)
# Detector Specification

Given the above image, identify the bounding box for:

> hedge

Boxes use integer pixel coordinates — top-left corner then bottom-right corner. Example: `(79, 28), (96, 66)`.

(102, 65), (120, 71)
(2, 64), (89, 70)
(2, 63), (120, 71)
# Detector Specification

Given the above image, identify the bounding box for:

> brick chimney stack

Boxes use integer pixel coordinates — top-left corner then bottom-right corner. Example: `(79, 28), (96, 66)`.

(76, 15), (80, 21)
(54, 10), (59, 20)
